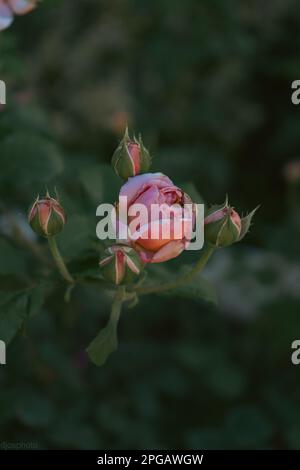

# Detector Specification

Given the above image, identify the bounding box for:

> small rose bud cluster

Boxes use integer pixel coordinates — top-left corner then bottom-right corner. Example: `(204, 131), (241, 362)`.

(102, 129), (257, 284)
(111, 127), (151, 180)
(27, 129), (257, 289)
(0, 0), (37, 31)
(99, 244), (143, 285)
(28, 193), (66, 237)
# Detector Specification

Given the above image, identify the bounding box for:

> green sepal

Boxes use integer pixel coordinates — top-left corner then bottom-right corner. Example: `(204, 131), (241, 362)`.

(238, 206), (260, 241)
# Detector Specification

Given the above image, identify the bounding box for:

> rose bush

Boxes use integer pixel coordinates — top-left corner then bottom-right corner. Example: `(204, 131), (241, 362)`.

(25, 128), (256, 366)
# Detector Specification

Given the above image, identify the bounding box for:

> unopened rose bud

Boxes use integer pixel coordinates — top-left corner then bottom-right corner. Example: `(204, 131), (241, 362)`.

(28, 193), (66, 237)
(204, 198), (258, 247)
(99, 244), (143, 285)
(111, 127), (151, 179)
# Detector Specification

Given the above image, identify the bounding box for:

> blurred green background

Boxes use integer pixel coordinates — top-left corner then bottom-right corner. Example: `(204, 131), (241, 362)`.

(1, 0), (300, 450)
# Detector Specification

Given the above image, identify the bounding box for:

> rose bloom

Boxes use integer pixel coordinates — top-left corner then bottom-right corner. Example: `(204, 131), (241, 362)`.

(0, 0), (36, 31)
(118, 173), (195, 263)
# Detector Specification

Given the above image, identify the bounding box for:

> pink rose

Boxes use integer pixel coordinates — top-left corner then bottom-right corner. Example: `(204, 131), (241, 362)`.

(0, 0), (36, 31)
(119, 172), (195, 263)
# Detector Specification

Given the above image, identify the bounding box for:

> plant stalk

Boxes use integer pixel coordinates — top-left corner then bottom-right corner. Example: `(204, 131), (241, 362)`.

(134, 244), (215, 295)
(111, 285), (126, 323)
(47, 236), (74, 284)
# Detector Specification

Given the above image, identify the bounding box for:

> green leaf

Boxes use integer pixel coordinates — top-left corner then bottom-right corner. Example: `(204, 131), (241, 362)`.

(0, 105), (53, 138)
(175, 268), (217, 305)
(0, 281), (49, 343)
(148, 264), (218, 305)
(0, 237), (26, 275)
(79, 164), (120, 204)
(0, 132), (64, 192)
(79, 165), (106, 204)
(0, 291), (28, 343)
(27, 282), (49, 317)
(58, 215), (94, 260)
(86, 309), (120, 367)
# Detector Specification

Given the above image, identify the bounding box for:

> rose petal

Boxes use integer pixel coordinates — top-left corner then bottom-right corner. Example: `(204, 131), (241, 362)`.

(140, 239), (185, 264)
(8, 0), (36, 15)
(115, 250), (126, 284)
(37, 200), (51, 231)
(120, 172), (174, 206)
(127, 142), (140, 175)
(0, 2), (13, 31)
(132, 185), (160, 209)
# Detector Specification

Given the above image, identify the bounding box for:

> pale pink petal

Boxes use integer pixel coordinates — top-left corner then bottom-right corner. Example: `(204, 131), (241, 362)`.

(37, 200), (51, 231)
(8, 0), (36, 15)
(120, 172), (174, 206)
(127, 142), (140, 175)
(115, 251), (126, 284)
(132, 185), (160, 208)
(0, 2), (13, 31)
(231, 209), (241, 231)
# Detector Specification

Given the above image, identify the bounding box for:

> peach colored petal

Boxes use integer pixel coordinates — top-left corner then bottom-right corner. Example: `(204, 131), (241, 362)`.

(140, 240), (185, 264)
(136, 230), (170, 252)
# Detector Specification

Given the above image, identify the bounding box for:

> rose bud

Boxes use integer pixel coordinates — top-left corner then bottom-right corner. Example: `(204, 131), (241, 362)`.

(99, 244), (143, 285)
(111, 127), (151, 180)
(204, 198), (258, 247)
(28, 193), (66, 237)
(0, 0), (37, 31)
(118, 173), (195, 263)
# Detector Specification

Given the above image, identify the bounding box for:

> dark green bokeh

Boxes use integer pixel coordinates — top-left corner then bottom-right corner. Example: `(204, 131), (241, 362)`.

(0, 0), (300, 450)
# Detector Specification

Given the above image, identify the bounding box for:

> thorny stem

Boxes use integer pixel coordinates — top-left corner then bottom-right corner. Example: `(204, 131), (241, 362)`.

(133, 244), (215, 296)
(47, 236), (74, 284)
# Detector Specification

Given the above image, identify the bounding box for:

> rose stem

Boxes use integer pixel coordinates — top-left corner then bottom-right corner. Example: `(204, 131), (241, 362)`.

(134, 244), (215, 295)
(47, 236), (75, 284)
